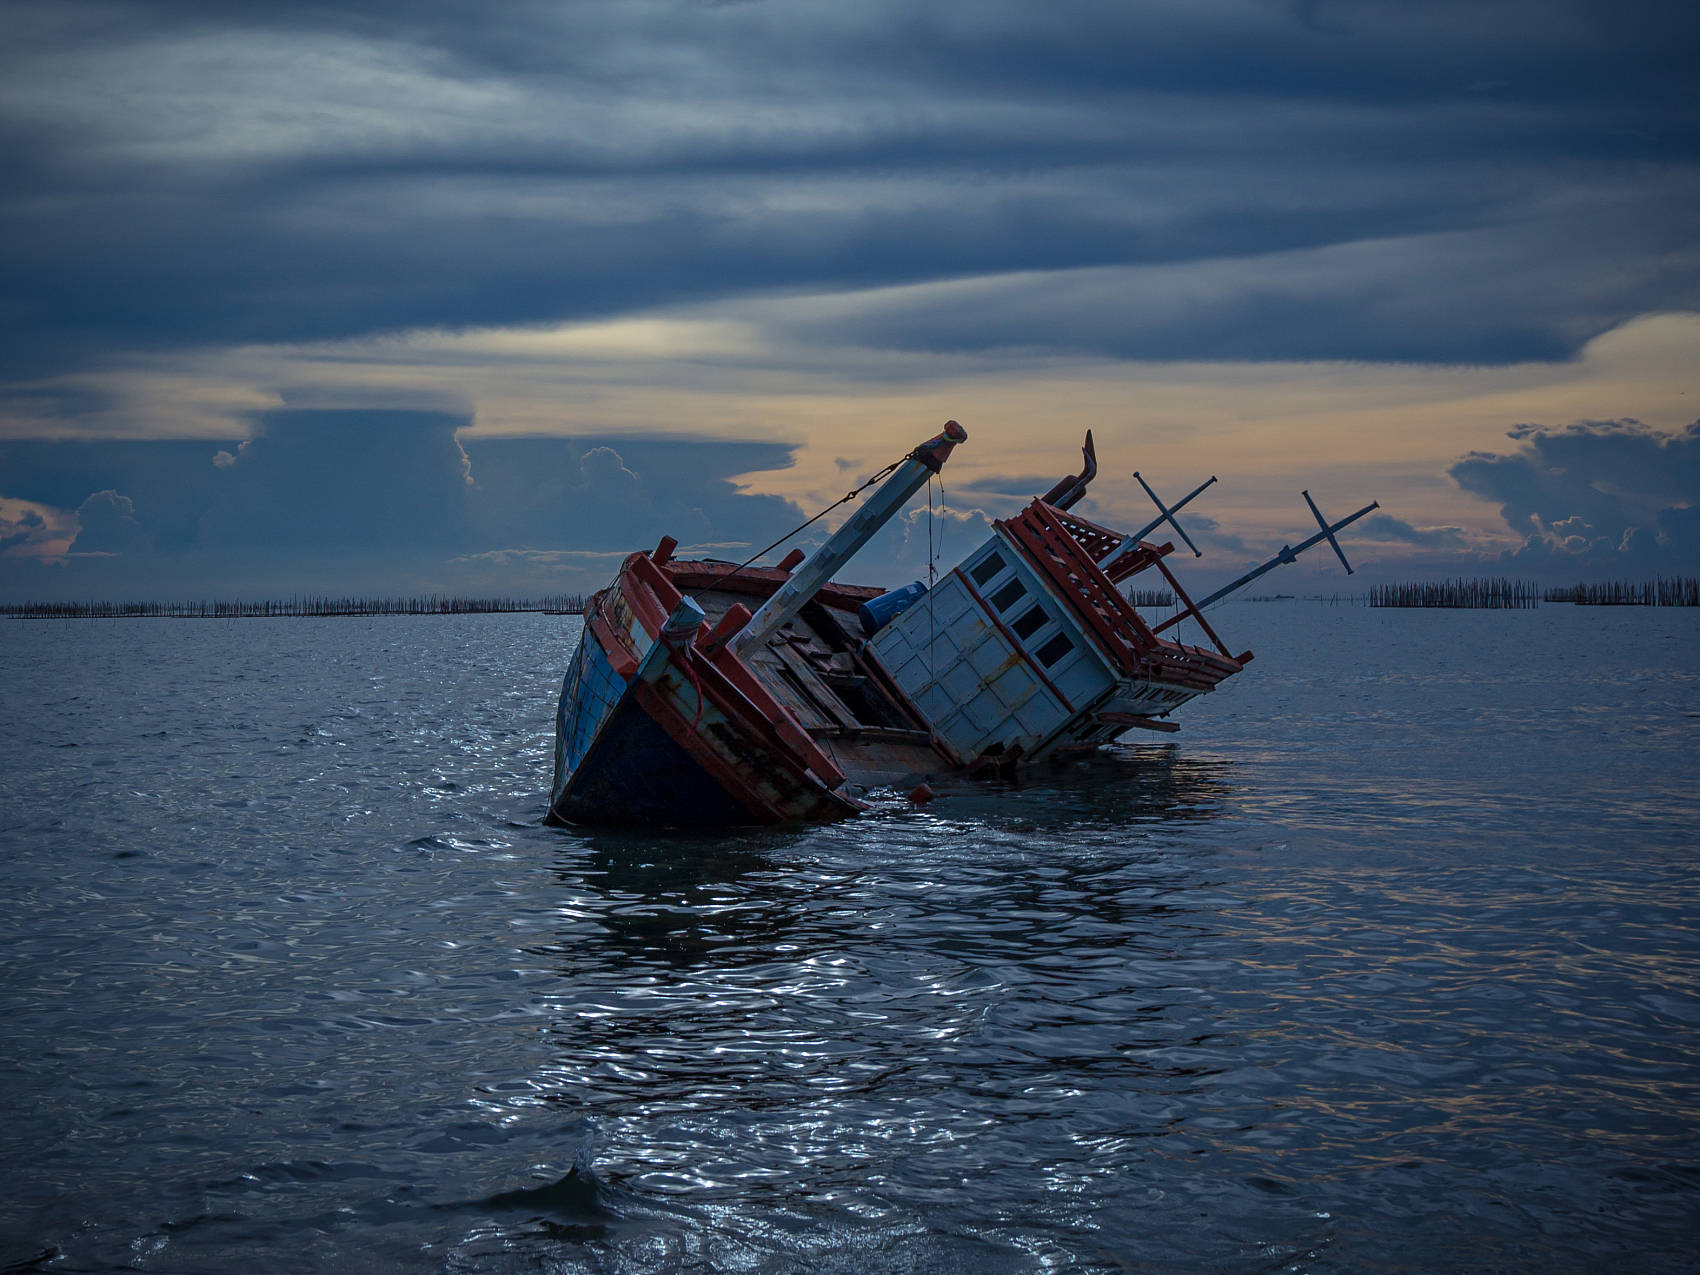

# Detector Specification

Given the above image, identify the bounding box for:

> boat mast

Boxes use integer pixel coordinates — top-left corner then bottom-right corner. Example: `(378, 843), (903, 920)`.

(1152, 493), (1379, 630)
(1096, 472), (1218, 574)
(728, 421), (968, 656)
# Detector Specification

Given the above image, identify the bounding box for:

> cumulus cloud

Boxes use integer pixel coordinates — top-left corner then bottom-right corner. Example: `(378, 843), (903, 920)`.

(69, 489), (153, 555)
(0, 507), (45, 553)
(0, 498), (70, 558)
(197, 408), (473, 549)
(894, 501), (996, 567)
(461, 433), (807, 558)
(1449, 418), (1700, 571)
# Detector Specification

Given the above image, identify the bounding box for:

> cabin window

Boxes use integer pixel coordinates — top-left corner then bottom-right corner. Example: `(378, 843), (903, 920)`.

(991, 579), (1026, 613)
(1036, 633), (1074, 667)
(1011, 606), (1047, 640)
(969, 552), (1006, 587)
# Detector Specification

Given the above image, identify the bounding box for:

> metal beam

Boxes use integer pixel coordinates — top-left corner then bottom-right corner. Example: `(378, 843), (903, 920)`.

(1098, 473), (1217, 573)
(1152, 497), (1378, 632)
(1304, 489), (1354, 575)
(729, 422), (967, 655)
(1132, 472), (1216, 555)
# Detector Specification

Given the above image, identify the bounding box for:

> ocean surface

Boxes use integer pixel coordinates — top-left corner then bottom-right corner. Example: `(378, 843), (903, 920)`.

(2, 604), (1697, 1274)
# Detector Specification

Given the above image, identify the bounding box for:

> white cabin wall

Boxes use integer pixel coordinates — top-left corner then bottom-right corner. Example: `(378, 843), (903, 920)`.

(866, 530), (1117, 763)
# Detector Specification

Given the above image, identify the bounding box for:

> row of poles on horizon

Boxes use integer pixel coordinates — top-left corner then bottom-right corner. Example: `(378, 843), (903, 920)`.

(0, 595), (588, 618)
(6, 581), (1699, 620)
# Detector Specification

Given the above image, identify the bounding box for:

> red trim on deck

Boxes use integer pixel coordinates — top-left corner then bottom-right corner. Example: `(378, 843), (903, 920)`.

(587, 611), (638, 678)
(639, 645), (858, 821)
(997, 502), (1155, 674)
(1103, 541), (1171, 584)
(702, 643), (847, 789)
(1046, 506), (1126, 560)
(702, 603), (751, 652)
(631, 679), (787, 823)
(997, 500), (1244, 693)
(660, 559), (882, 610)
(611, 552), (850, 799)
(616, 555), (667, 638)
(628, 551), (684, 615)
(1148, 554), (1234, 662)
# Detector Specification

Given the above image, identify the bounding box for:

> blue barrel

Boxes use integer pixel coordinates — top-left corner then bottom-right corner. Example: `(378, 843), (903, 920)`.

(859, 581), (928, 636)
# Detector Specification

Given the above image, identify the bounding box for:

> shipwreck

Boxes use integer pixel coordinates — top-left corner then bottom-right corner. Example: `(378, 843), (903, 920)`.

(547, 421), (1375, 827)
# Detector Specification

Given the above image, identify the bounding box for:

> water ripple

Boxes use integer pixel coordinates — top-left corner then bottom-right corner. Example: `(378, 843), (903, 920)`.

(1, 609), (1697, 1272)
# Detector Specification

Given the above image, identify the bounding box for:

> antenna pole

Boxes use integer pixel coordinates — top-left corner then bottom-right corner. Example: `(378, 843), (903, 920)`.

(1099, 473), (1218, 571)
(1151, 497), (1378, 631)
(1304, 490), (1355, 574)
(729, 422), (967, 655)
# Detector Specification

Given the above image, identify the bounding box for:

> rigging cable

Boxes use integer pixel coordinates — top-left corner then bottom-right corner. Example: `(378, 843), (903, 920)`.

(927, 474), (935, 587)
(933, 474), (948, 583)
(926, 474), (937, 683)
(710, 456), (906, 591)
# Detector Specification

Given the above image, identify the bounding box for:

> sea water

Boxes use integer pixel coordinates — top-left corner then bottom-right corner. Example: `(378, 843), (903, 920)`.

(1, 604), (1696, 1273)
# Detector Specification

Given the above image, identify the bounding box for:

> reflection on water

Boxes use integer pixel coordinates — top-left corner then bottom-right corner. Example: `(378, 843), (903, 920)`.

(921, 740), (1236, 832)
(544, 743), (1234, 973)
(549, 834), (802, 970)
(1, 609), (1697, 1273)
(497, 742), (1249, 1266)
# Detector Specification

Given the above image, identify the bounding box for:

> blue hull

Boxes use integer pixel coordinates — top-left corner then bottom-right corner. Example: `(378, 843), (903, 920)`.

(547, 624), (753, 828)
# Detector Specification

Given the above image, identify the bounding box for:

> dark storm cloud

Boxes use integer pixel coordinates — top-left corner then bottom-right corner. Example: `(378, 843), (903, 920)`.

(1, 0), (1695, 384)
(34, 0), (1696, 113)
(793, 187), (1700, 363)
(0, 411), (811, 597)
(69, 489), (152, 554)
(1449, 418), (1700, 570)
(1357, 513), (1467, 549)
(199, 409), (474, 549)
(460, 433), (803, 555)
(0, 439), (230, 548)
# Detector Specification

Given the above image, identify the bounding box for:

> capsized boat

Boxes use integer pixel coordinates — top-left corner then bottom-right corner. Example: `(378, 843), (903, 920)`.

(546, 421), (1376, 827)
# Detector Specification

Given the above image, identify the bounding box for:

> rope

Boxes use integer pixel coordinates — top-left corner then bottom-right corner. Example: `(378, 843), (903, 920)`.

(711, 456), (905, 592)
(932, 474), (947, 584)
(927, 474), (937, 682)
(927, 476), (935, 587)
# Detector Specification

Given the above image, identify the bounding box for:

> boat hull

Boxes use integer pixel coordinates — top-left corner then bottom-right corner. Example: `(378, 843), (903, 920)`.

(545, 427), (1277, 828)
(546, 563), (863, 828)
(547, 640), (756, 827)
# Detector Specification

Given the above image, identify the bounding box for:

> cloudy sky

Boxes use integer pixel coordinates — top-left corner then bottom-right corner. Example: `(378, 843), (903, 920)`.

(2, 0), (1696, 601)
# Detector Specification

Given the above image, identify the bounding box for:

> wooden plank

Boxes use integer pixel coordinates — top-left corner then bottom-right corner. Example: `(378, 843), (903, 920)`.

(770, 641), (861, 730)
(702, 643), (847, 789)
(745, 647), (836, 730)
